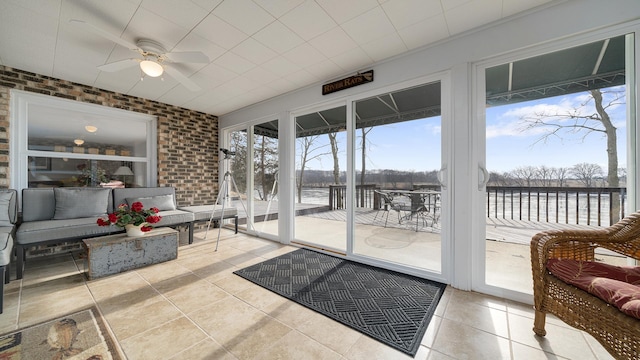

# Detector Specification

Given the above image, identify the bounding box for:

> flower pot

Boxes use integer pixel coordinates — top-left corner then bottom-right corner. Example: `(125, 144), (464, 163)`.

(124, 223), (147, 237)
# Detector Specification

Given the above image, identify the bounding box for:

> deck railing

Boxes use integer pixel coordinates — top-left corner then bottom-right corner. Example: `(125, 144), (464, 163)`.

(328, 184), (627, 226)
(486, 186), (626, 226)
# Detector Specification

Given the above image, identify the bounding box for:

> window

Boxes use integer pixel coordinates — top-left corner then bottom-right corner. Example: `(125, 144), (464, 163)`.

(11, 90), (157, 190)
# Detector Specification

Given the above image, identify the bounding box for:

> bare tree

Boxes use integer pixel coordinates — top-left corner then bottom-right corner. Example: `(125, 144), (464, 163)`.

(571, 163), (604, 187)
(358, 127), (373, 207)
(520, 87), (624, 220)
(536, 166), (554, 187)
(254, 135), (278, 200)
(552, 167), (570, 187)
(510, 166), (538, 187)
(328, 132), (340, 184)
(296, 136), (329, 203)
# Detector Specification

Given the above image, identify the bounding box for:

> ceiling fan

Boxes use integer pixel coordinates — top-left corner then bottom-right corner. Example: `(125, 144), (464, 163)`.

(70, 19), (210, 91)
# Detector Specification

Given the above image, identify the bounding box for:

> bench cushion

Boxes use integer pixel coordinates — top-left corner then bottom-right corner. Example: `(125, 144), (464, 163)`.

(16, 218), (119, 245)
(178, 205), (238, 221)
(547, 259), (640, 319)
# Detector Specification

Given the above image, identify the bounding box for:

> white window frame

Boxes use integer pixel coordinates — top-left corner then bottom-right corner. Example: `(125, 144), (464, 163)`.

(10, 90), (157, 198)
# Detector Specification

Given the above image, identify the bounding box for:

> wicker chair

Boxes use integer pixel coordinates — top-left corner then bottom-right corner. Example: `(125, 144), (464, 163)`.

(531, 211), (640, 360)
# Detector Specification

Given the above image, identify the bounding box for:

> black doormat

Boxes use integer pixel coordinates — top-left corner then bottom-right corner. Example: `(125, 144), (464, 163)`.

(233, 248), (446, 356)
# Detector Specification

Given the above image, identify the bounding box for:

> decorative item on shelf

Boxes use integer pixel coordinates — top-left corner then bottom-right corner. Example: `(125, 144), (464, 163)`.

(120, 150), (131, 156)
(97, 202), (162, 237)
(73, 147), (85, 154)
(54, 145), (67, 152)
(105, 149), (116, 155)
(88, 147), (99, 154)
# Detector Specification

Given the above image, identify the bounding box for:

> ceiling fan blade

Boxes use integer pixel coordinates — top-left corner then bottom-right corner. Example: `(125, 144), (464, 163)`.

(69, 19), (139, 51)
(164, 51), (210, 64)
(163, 66), (201, 92)
(97, 59), (139, 72)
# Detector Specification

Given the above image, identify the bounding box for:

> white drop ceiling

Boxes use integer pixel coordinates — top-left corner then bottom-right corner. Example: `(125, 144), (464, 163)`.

(0, 0), (554, 117)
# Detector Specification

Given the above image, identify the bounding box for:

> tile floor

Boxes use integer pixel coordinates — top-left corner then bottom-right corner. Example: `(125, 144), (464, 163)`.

(0, 230), (615, 360)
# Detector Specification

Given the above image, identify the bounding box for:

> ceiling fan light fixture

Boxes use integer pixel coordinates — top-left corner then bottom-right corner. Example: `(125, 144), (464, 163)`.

(85, 125), (98, 133)
(140, 59), (163, 77)
(74, 139), (84, 146)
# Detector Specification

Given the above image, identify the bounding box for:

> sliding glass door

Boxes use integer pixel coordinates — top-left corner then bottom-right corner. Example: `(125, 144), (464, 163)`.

(476, 32), (635, 297)
(352, 82), (444, 274)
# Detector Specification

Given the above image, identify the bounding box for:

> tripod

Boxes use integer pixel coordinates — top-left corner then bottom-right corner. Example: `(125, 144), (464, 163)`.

(205, 150), (250, 251)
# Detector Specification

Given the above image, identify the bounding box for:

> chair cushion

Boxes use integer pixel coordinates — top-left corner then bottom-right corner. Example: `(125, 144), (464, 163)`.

(0, 190), (17, 226)
(53, 188), (111, 220)
(0, 232), (12, 266)
(547, 259), (640, 319)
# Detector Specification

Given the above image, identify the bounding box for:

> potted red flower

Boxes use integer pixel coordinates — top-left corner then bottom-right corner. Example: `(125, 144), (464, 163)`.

(97, 201), (162, 236)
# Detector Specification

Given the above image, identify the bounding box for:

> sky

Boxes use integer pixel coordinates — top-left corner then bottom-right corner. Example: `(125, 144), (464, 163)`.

(299, 86), (627, 175)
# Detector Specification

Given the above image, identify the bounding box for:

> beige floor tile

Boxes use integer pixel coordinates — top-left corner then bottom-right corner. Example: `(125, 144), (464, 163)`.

(343, 334), (415, 360)
(95, 285), (163, 315)
(431, 317), (511, 360)
(20, 273), (87, 303)
(442, 300), (509, 338)
(86, 271), (151, 300)
(190, 259), (239, 283)
(224, 318), (292, 360)
(511, 341), (567, 360)
(153, 273), (229, 312)
(235, 283), (289, 310)
(18, 289), (95, 328)
(508, 312), (600, 359)
(134, 260), (192, 284)
(21, 258), (81, 286)
(297, 311), (362, 355)
(259, 330), (342, 360)
(167, 338), (237, 360)
(103, 298), (183, 340)
(211, 273), (254, 294)
(426, 350), (458, 359)
(120, 316), (207, 359)
(420, 315), (442, 348)
(261, 299), (318, 330)
(447, 288), (507, 312)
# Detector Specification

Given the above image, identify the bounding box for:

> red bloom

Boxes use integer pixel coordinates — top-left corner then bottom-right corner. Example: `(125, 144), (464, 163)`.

(141, 225), (153, 232)
(97, 218), (109, 226)
(131, 202), (144, 212)
(108, 213), (118, 223)
(145, 215), (162, 224)
(151, 207), (160, 214)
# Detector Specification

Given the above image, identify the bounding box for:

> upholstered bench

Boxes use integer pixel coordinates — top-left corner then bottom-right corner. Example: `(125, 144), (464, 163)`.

(0, 189), (17, 313)
(178, 205), (238, 244)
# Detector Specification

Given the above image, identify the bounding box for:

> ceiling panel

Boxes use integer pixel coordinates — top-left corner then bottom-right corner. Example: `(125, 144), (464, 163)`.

(0, 0), (556, 116)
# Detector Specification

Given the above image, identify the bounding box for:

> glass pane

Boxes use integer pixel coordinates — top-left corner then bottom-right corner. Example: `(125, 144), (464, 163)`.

(228, 130), (249, 231)
(253, 120), (279, 237)
(295, 106), (347, 251)
(353, 82), (442, 272)
(28, 103), (148, 157)
(28, 157), (146, 188)
(484, 35), (629, 294)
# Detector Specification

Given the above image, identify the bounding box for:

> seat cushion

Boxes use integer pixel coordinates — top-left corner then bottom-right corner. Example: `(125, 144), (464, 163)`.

(547, 259), (640, 319)
(53, 188), (111, 220)
(16, 218), (120, 245)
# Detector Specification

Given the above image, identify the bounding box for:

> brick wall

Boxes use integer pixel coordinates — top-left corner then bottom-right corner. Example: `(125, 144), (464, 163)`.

(0, 65), (219, 205)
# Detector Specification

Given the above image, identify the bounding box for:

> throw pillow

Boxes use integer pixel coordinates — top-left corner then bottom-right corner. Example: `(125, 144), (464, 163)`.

(0, 191), (14, 226)
(53, 188), (111, 220)
(126, 194), (176, 211)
